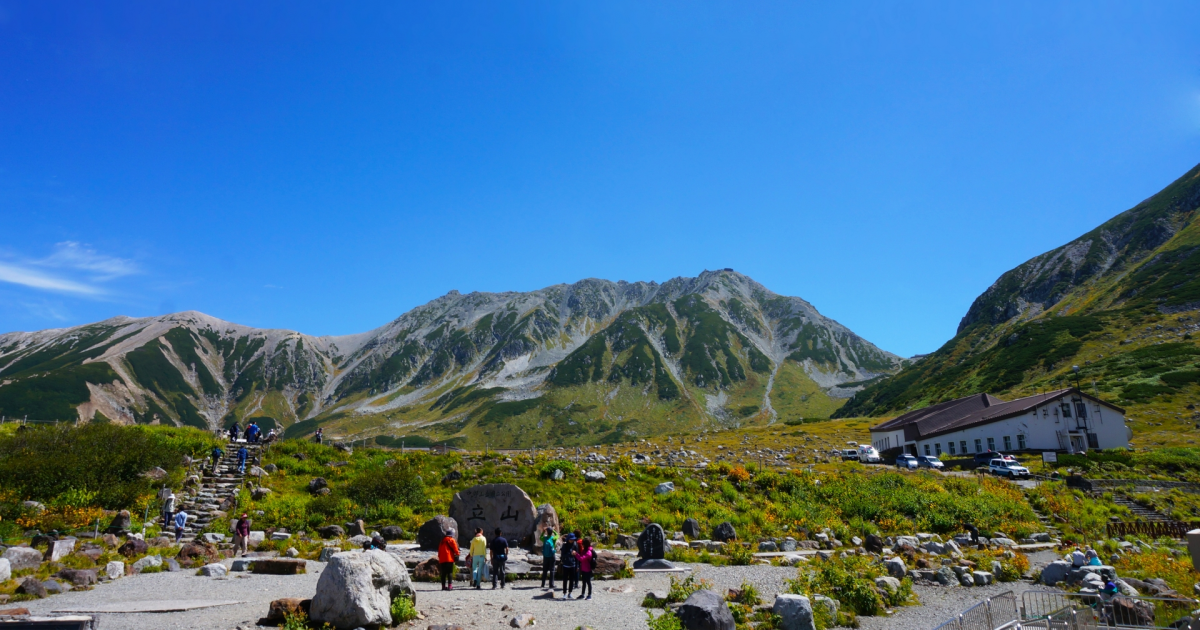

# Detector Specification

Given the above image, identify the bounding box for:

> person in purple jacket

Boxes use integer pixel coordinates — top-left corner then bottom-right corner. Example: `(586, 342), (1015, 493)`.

(233, 513), (251, 556)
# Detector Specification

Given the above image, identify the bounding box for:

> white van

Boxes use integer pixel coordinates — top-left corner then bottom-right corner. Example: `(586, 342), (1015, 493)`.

(857, 445), (882, 463)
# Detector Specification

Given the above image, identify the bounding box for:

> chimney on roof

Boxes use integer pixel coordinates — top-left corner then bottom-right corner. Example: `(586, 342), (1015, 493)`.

(981, 393), (990, 407)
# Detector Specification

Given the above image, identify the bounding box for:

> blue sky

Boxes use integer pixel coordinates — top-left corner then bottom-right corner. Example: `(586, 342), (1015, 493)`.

(1, 2), (1198, 357)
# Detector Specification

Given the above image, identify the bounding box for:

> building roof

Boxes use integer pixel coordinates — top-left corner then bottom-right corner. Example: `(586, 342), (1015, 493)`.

(870, 388), (1126, 441)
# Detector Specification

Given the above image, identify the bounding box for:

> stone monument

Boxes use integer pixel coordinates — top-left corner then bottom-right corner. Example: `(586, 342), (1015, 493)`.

(448, 483), (537, 547)
(634, 523), (674, 569)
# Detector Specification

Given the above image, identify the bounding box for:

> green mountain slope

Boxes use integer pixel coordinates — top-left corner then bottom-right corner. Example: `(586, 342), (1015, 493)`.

(836, 163), (1200, 438)
(0, 271), (901, 446)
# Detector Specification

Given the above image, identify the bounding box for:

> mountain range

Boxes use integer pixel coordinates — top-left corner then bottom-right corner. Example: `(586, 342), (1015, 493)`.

(836, 162), (1200, 431)
(0, 270), (901, 447)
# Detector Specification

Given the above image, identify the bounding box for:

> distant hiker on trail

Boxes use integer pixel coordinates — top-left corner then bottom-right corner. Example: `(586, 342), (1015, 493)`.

(265, 429), (277, 444)
(237, 445), (248, 474)
(314, 428), (324, 444)
(560, 533), (579, 598)
(234, 513), (251, 556)
(573, 537), (596, 600)
(469, 527), (488, 589)
(490, 527), (509, 590)
(173, 509), (188, 543)
(539, 528), (558, 590)
(437, 529), (460, 591)
(363, 533), (387, 551)
(161, 493), (176, 529)
(228, 423), (239, 443)
(210, 445), (224, 472)
(964, 523), (979, 544)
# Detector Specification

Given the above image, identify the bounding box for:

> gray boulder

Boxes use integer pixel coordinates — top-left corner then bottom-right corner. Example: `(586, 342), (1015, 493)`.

(712, 522), (737, 542)
(654, 482), (675, 494)
(1039, 560), (1073, 586)
(199, 563), (228, 577)
(934, 567), (956, 586)
(677, 589), (735, 630)
(759, 541), (778, 552)
(894, 535), (920, 548)
(885, 557), (907, 579)
(682, 518), (702, 539)
(875, 576), (902, 595)
(551, 469), (564, 480)
(380, 526), (405, 541)
(812, 595), (838, 619)
(958, 573), (975, 587)
(773, 594), (815, 630)
(923, 541), (946, 555)
(16, 576), (47, 598)
(44, 537), (76, 562)
(310, 549), (416, 629)
(584, 470), (606, 482)
(318, 547), (343, 562)
(417, 516), (457, 551)
(105, 561), (124, 580)
(132, 555), (162, 573)
(3, 546), (42, 571)
(0, 558), (9, 583)
(973, 571), (993, 586)
(317, 525), (345, 539)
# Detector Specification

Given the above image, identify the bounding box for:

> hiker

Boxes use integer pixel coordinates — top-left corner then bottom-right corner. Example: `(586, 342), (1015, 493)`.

(468, 527), (488, 588)
(228, 423), (239, 443)
(437, 529), (460, 591)
(964, 523), (979, 544)
(364, 533), (387, 551)
(161, 493), (176, 529)
(539, 528), (558, 590)
(265, 429), (277, 444)
(234, 513), (251, 556)
(237, 445), (248, 474)
(1070, 547), (1088, 567)
(573, 537), (596, 600)
(173, 509), (189, 543)
(249, 422), (261, 443)
(314, 428), (324, 444)
(490, 527), (509, 590)
(210, 445), (224, 472)
(1085, 548), (1102, 567)
(560, 533), (579, 598)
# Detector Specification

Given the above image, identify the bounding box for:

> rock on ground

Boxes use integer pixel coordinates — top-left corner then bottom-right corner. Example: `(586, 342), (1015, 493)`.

(677, 589), (735, 630)
(4, 547), (44, 571)
(773, 594), (815, 630)
(309, 549), (416, 629)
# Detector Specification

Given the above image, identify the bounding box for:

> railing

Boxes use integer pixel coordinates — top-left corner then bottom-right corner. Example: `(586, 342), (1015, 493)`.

(1022, 589), (1197, 629)
(932, 591), (1018, 630)
(1105, 521), (1199, 539)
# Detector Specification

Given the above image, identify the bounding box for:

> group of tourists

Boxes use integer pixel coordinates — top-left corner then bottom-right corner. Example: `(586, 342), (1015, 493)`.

(434, 526), (597, 599)
(228, 421), (265, 444)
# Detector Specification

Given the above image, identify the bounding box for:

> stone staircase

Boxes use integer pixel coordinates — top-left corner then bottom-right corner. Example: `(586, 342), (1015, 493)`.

(173, 441), (263, 542)
(1108, 493), (1173, 523)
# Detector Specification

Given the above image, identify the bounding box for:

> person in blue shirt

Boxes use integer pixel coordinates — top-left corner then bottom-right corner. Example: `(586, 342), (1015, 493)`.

(173, 509), (189, 543)
(237, 445), (248, 474)
(539, 528), (558, 590)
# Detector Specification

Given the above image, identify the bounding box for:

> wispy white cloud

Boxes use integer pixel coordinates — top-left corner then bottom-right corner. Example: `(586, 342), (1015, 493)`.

(0, 242), (140, 297)
(39, 241), (139, 281)
(0, 261), (104, 296)
(19, 299), (70, 322)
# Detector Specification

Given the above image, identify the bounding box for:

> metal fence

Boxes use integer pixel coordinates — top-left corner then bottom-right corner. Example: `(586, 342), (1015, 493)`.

(1105, 521), (1199, 540)
(1022, 589), (1197, 629)
(933, 591), (1019, 630)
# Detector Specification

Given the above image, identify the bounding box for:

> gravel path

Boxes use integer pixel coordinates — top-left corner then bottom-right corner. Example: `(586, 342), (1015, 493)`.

(858, 581), (1042, 630)
(20, 559), (325, 630)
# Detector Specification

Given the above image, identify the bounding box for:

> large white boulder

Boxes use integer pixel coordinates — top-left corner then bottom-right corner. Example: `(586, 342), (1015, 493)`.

(0, 558), (9, 582)
(3, 546), (43, 571)
(310, 549), (416, 629)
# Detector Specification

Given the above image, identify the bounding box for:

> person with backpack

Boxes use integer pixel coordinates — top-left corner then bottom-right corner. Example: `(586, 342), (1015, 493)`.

(437, 529), (460, 591)
(173, 509), (189, 543)
(539, 528), (558, 590)
(314, 428), (324, 444)
(161, 493), (176, 529)
(489, 527), (509, 589)
(228, 423), (239, 443)
(237, 445), (248, 474)
(210, 445), (224, 473)
(560, 533), (578, 598)
(573, 537), (596, 600)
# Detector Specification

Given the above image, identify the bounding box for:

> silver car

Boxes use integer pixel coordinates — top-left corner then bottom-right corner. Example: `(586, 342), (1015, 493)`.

(895, 454), (919, 469)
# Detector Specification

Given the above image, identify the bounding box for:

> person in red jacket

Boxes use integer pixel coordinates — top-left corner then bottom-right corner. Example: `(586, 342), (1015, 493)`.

(437, 530), (460, 591)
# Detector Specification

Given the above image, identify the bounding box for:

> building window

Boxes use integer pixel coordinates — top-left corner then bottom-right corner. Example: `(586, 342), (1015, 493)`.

(1060, 402), (1072, 418)
(1003, 436), (1012, 451)
(974, 438), (982, 453)
(1087, 433), (1099, 449)
(961, 440), (968, 454)
(935, 443), (942, 455)
(987, 437), (996, 451)
(1075, 402), (1088, 419)
(948, 442), (956, 455)
(1017, 434), (1026, 450)
(924, 444), (931, 456)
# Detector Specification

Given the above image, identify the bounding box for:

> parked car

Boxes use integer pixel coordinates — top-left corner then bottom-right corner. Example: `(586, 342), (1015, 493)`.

(841, 449), (860, 461)
(989, 458), (1030, 478)
(917, 455), (945, 469)
(857, 445), (882, 463)
(973, 450), (1003, 466)
(895, 454), (919, 469)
